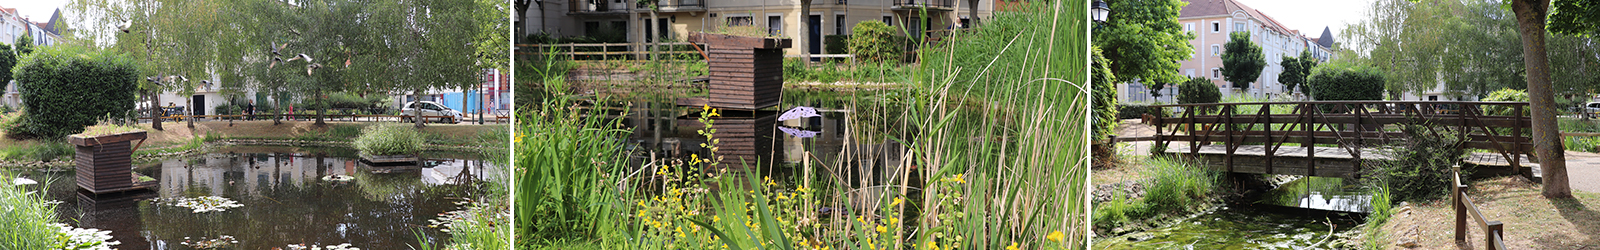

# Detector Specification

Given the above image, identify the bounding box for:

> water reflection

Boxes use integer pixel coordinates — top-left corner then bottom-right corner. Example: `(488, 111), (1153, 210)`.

(37, 146), (501, 249)
(1256, 177), (1372, 213)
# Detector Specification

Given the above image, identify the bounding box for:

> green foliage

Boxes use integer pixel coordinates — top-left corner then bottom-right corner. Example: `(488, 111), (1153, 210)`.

(1482, 88), (1531, 116)
(783, 58), (912, 84)
(1308, 63), (1385, 101)
(0, 171), (59, 249)
(0, 43), (15, 85)
(1550, 0), (1600, 36)
(1220, 32), (1266, 91)
(517, 93), (632, 244)
(1366, 124), (1466, 202)
(12, 35), (32, 55)
(1092, 0), (1194, 87)
(353, 124), (425, 156)
(1092, 156), (1221, 231)
(823, 35), (850, 55)
(1277, 50), (1318, 94)
(1177, 77), (1220, 105)
(1093, 46), (1118, 143)
(0, 141), (73, 162)
(847, 21), (904, 63)
(11, 45), (139, 139)
(1116, 103), (1169, 120)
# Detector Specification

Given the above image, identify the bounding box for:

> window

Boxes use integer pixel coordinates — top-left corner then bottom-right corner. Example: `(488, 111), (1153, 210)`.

(768, 15), (783, 36)
(960, 17), (970, 28)
(1211, 45), (1220, 56)
(1185, 23), (1194, 33)
(1233, 22), (1245, 33)
(1185, 69), (1195, 77)
(884, 16), (893, 26)
(611, 21), (627, 33)
(836, 15), (846, 35)
(1428, 96), (1438, 101)
(728, 16), (753, 26)
(1212, 22), (1220, 33)
(1212, 68), (1220, 79)
(584, 22), (600, 35)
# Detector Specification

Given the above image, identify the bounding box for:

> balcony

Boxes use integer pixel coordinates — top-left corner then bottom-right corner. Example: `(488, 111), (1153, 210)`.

(892, 0), (955, 10)
(637, 0), (705, 12)
(569, 0), (630, 15)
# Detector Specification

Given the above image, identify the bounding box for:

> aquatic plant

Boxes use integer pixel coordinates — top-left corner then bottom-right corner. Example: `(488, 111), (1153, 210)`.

(178, 235), (236, 249)
(323, 174), (356, 182)
(1, 172), (119, 250)
(286, 243), (361, 250)
(159, 196), (246, 213)
(353, 124), (426, 156)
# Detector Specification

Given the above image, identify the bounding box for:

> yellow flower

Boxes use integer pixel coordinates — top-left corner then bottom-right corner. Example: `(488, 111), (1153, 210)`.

(1006, 242), (1019, 250)
(876, 225), (887, 233)
(1047, 230), (1065, 242)
(892, 197), (903, 206)
(926, 241), (939, 250)
(955, 173), (965, 184)
(702, 104), (711, 112)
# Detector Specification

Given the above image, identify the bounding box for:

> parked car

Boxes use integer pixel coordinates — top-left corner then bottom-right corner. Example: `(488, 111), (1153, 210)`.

(400, 101), (462, 124)
(1586, 102), (1600, 117)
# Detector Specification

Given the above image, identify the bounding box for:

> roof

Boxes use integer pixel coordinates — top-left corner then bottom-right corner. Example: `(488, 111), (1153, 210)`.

(1316, 27), (1335, 48)
(1179, 0), (1294, 36)
(43, 9), (61, 34)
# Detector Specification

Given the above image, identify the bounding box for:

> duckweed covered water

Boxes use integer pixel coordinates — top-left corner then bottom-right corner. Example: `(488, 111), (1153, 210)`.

(27, 145), (502, 249)
(1096, 177), (1370, 249)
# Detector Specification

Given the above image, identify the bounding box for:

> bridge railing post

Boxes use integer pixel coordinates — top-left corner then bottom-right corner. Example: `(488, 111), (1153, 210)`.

(1486, 221), (1503, 250)
(1454, 165), (1467, 242)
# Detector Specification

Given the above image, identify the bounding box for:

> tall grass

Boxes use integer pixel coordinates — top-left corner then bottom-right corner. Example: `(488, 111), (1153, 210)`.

(0, 141), (73, 162)
(1091, 156), (1221, 231)
(353, 124), (427, 156)
(914, 1), (1088, 248)
(0, 172), (62, 249)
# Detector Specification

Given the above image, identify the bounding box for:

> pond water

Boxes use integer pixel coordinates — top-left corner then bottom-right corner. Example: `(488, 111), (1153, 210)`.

(1095, 176), (1370, 249)
(25, 145), (502, 249)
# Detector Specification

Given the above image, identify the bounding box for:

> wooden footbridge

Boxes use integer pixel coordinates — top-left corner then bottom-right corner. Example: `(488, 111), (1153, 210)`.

(1141, 101), (1534, 178)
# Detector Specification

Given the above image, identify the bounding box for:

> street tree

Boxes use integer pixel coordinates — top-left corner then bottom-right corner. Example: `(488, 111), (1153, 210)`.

(1277, 50), (1318, 96)
(1092, 0), (1193, 99)
(1220, 31), (1264, 94)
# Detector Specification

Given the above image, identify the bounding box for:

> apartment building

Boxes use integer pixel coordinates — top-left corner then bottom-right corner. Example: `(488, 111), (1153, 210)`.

(1122, 0), (1334, 104)
(525, 0), (992, 55)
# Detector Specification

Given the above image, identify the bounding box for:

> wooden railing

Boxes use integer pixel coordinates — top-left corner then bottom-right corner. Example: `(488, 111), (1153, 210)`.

(1454, 165), (1507, 250)
(515, 43), (704, 61)
(1149, 101), (1533, 175)
(141, 114), (496, 123)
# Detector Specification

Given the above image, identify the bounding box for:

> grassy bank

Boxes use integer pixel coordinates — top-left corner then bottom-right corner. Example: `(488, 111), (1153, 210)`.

(1560, 118), (1600, 152)
(1091, 156), (1222, 233)
(1373, 176), (1600, 249)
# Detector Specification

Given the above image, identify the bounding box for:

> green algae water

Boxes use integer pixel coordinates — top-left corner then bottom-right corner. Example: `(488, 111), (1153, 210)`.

(1096, 177), (1369, 249)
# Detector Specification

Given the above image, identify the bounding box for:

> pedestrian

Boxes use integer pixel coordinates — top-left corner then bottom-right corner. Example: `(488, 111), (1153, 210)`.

(288, 103), (295, 121)
(245, 100), (255, 121)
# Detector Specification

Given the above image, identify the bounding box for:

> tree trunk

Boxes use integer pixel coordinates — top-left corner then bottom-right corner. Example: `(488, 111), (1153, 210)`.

(649, 10), (659, 61)
(966, 0), (978, 27)
(517, 0), (532, 40)
(315, 88), (326, 127)
(1512, 0), (1569, 198)
(186, 95), (194, 129)
(149, 89), (163, 131)
(413, 89), (426, 128)
(800, 0), (811, 64)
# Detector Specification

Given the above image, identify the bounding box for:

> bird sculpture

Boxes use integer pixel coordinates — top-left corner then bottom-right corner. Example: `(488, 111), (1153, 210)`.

(287, 54), (313, 62)
(778, 106), (822, 121)
(306, 63), (322, 76)
(119, 20), (132, 33)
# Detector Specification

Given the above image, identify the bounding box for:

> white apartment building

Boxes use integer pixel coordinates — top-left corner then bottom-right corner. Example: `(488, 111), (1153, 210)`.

(1122, 0), (1334, 104)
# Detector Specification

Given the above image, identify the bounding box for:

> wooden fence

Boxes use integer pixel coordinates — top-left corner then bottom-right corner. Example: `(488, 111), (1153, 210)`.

(1454, 165), (1506, 250)
(514, 42), (704, 61)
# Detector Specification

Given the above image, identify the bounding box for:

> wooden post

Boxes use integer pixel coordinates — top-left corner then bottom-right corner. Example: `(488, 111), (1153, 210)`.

(1513, 104), (1523, 173)
(1455, 165), (1467, 242)
(1155, 106), (1165, 154)
(1225, 104), (1234, 173)
(1486, 221), (1504, 250)
(1305, 103), (1315, 176)
(1263, 104), (1274, 175)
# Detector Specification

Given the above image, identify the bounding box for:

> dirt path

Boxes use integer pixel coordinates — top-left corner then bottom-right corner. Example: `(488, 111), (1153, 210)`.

(1115, 119), (1158, 157)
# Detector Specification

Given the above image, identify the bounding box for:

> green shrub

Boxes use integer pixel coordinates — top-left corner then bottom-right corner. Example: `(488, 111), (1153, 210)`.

(0, 43), (15, 85)
(1177, 77), (1220, 105)
(353, 124), (426, 156)
(1308, 63), (1385, 102)
(824, 35), (850, 55)
(10, 45), (139, 139)
(1365, 124), (1466, 202)
(1116, 104), (1169, 120)
(1092, 46), (1118, 143)
(1482, 88), (1530, 116)
(847, 21), (904, 63)
(1092, 193), (1147, 230)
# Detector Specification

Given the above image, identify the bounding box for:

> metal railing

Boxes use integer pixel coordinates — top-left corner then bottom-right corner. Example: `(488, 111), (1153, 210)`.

(1454, 165), (1507, 250)
(515, 43), (704, 61)
(892, 0), (955, 9)
(1148, 101), (1533, 176)
(638, 0), (704, 10)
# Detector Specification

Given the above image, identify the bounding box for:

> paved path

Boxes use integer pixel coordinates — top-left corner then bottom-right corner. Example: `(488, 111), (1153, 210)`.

(1564, 151), (1600, 193)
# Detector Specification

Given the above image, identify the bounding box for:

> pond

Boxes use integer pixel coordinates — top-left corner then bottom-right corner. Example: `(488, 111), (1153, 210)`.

(24, 145), (502, 249)
(1095, 176), (1370, 249)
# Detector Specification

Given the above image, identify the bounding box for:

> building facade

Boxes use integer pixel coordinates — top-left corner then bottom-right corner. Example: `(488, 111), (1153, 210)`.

(525, 0), (992, 55)
(1123, 0), (1333, 104)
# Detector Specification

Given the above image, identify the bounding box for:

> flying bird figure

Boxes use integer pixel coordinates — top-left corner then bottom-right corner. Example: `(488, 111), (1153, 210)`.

(778, 126), (821, 138)
(306, 63), (322, 76)
(118, 20), (132, 33)
(271, 42), (287, 56)
(287, 54), (313, 62)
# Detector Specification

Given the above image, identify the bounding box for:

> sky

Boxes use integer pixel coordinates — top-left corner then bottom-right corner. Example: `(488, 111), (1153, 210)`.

(1232, 0), (1378, 39)
(4, 1), (68, 24)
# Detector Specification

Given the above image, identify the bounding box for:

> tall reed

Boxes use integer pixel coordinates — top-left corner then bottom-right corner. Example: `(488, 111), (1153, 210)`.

(0, 172), (61, 249)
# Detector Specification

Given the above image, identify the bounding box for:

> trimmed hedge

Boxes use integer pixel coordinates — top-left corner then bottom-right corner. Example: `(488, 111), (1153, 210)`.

(848, 21), (905, 63)
(10, 46), (139, 139)
(1308, 64), (1385, 102)
(1177, 77), (1220, 105)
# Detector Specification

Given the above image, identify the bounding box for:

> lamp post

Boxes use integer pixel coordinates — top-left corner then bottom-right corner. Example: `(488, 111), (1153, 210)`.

(1091, 1), (1110, 23)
